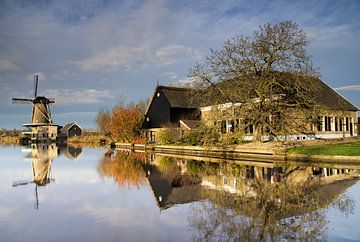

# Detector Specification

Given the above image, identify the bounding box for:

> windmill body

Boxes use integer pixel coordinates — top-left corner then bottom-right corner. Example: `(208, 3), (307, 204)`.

(12, 75), (58, 143)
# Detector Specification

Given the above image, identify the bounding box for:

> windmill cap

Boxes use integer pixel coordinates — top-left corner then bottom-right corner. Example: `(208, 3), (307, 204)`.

(33, 96), (55, 103)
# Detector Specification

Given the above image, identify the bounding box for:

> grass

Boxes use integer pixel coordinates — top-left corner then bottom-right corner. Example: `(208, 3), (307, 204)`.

(67, 134), (111, 145)
(287, 141), (360, 156)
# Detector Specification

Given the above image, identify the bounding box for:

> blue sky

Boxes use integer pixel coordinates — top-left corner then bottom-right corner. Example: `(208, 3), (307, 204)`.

(0, 0), (359, 129)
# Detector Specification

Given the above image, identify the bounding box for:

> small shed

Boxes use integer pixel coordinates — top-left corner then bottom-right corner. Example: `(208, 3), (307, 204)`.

(60, 123), (82, 138)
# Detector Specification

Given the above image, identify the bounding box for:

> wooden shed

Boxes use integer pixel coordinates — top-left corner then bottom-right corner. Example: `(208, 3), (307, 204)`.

(59, 123), (82, 138)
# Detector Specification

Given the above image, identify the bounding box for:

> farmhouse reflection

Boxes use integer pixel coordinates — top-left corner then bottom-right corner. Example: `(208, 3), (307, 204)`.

(103, 150), (359, 241)
(12, 143), (82, 209)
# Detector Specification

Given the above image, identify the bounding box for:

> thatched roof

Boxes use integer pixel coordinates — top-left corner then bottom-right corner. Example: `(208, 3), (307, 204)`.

(150, 75), (358, 111)
(316, 80), (358, 111)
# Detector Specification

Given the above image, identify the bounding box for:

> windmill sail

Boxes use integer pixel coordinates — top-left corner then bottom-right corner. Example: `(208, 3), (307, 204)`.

(34, 74), (39, 98)
(12, 74), (55, 125)
(12, 98), (33, 104)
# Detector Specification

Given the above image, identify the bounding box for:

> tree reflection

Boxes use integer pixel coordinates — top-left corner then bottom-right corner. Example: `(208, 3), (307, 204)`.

(98, 150), (146, 189)
(188, 163), (356, 241)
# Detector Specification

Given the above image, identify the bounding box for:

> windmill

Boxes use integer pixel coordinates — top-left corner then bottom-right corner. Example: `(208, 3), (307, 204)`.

(12, 75), (58, 142)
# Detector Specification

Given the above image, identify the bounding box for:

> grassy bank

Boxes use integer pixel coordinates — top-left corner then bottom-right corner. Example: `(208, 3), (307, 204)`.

(67, 134), (111, 146)
(287, 141), (360, 156)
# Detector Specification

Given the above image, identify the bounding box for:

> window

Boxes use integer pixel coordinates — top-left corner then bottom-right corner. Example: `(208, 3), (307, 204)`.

(223, 176), (228, 185)
(234, 178), (239, 187)
(325, 116), (331, 131)
(317, 116), (322, 131)
(339, 118), (343, 131)
(229, 120), (234, 133)
(335, 117), (338, 131)
(244, 119), (254, 134)
(346, 118), (349, 131)
(221, 120), (226, 134)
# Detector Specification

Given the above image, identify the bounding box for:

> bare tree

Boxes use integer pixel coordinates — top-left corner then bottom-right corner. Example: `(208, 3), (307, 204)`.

(190, 21), (319, 141)
(95, 108), (111, 135)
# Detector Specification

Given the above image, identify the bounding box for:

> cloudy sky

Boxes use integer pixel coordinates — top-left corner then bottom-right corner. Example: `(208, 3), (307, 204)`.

(0, 0), (359, 129)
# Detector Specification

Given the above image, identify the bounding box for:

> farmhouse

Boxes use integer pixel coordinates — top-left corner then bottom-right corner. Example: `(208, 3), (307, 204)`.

(143, 78), (358, 143)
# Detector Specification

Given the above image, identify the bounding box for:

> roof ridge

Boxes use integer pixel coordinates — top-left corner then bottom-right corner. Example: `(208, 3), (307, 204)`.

(157, 85), (193, 91)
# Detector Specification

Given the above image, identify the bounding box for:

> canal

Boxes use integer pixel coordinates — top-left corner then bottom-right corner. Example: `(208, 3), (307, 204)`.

(0, 144), (360, 241)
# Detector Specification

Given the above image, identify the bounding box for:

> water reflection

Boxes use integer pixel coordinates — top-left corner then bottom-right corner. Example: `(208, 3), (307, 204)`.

(98, 150), (146, 188)
(105, 150), (359, 241)
(12, 143), (82, 209)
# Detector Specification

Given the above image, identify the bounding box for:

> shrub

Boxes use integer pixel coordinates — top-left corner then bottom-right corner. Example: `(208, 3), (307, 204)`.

(158, 128), (180, 145)
(107, 105), (143, 142)
(184, 125), (220, 145)
(132, 136), (146, 144)
(219, 132), (244, 145)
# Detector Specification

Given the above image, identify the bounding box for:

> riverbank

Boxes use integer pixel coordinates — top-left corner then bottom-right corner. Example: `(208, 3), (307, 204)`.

(115, 136), (360, 163)
(0, 133), (111, 147)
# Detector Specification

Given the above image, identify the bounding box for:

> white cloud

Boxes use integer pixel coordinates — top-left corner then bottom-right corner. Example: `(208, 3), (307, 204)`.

(161, 72), (178, 80)
(25, 72), (46, 82)
(170, 77), (196, 87)
(44, 89), (114, 105)
(73, 0), (168, 70)
(306, 25), (359, 48)
(155, 44), (203, 65)
(74, 45), (152, 70)
(0, 59), (19, 72)
(335, 85), (360, 91)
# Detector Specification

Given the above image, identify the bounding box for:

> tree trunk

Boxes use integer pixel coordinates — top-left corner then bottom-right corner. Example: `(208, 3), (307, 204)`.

(254, 123), (263, 142)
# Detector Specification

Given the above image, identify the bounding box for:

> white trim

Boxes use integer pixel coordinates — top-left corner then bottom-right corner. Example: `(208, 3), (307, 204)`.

(179, 120), (191, 130)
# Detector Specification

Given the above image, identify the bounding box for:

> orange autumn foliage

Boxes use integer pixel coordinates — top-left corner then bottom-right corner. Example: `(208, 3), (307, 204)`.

(106, 105), (143, 142)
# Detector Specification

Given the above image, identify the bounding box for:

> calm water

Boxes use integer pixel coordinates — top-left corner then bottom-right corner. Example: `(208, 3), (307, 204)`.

(0, 144), (360, 242)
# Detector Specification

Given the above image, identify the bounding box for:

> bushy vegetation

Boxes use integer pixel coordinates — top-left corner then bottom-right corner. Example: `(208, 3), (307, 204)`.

(95, 99), (145, 143)
(158, 127), (180, 145)
(67, 133), (110, 145)
(183, 125), (220, 145)
(107, 105), (143, 142)
(219, 132), (244, 145)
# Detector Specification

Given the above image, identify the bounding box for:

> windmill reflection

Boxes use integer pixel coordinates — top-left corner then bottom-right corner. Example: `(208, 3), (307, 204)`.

(12, 143), (82, 209)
